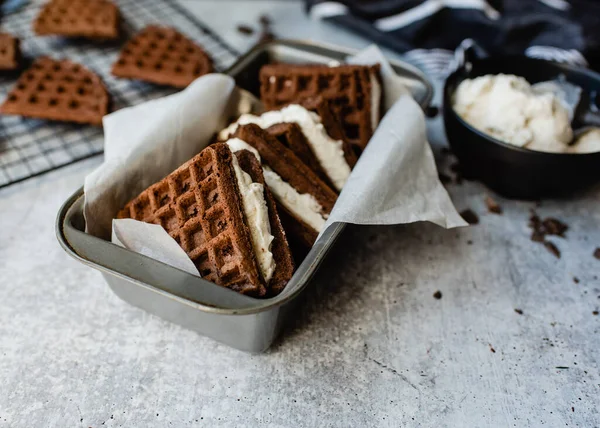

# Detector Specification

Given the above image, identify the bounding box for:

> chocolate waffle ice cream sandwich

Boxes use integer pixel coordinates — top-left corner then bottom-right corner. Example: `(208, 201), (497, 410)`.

(227, 124), (338, 248)
(112, 25), (213, 88)
(259, 64), (382, 152)
(219, 99), (356, 192)
(117, 143), (294, 297)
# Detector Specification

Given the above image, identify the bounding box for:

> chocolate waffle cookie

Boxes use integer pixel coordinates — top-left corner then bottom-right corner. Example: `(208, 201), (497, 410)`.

(260, 64), (382, 152)
(117, 143), (294, 297)
(0, 33), (21, 71)
(34, 0), (120, 40)
(0, 57), (109, 125)
(112, 25), (213, 88)
(231, 124), (337, 248)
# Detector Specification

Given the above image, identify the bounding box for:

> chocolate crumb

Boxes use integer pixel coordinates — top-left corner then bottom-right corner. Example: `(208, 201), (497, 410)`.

(572, 407), (575, 412)
(593, 311), (599, 316)
(489, 345), (496, 353)
(529, 211), (568, 240)
(514, 308), (523, 315)
(236, 25), (254, 35)
(438, 173), (452, 184)
(544, 241), (561, 258)
(594, 248), (600, 260)
(259, 14), (271, 27)
(433, 290), (442, 300)
(485, 195), (502, 214)
(573, 277), (580, 284)
(529, 211), (542, 231)
(460, 209), (479, 225)
(542, 218), (568, 237)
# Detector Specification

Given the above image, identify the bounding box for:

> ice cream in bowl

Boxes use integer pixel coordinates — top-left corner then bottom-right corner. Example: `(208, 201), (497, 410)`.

(443, 53), (600, 199)
(452, 73), (600, 154)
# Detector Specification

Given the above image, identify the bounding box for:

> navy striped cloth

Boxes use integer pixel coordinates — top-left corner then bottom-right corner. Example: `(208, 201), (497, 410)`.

(306, 0), (600, 79)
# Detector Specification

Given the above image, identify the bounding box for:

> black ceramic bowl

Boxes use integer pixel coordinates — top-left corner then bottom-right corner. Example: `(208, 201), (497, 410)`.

(444, 52), (600, 200)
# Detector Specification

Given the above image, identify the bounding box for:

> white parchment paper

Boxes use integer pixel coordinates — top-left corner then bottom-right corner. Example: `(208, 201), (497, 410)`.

(84, 45), (466, 275)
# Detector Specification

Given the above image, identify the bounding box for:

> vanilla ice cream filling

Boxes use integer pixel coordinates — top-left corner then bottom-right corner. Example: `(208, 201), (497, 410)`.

(226, 138), (328, 233)
(227, 139), (275, 283)
(370, 71), (381, 131)
(220, 104), (351, 191)
(262, 167), (328, 233)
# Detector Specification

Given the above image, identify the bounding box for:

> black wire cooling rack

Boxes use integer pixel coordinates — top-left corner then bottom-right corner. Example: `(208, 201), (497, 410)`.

(0, 0), (240, 188)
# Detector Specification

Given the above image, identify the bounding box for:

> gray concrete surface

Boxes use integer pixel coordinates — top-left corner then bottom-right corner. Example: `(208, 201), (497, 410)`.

(1, 1), (599, 427)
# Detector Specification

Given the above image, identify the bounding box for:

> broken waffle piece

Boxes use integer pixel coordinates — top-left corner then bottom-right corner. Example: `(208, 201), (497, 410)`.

(117, 143), (294, 297)
(34, 0), (120, 40)
(0, 57), (109, 125)
(260, 63), (382, 152)
(112, 25), (213, 88)
(0, 33), (21, 70)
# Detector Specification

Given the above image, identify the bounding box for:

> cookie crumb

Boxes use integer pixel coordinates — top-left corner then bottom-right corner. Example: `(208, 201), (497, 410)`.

(594, 248), (600, 260)
(460, 209), (479, 225)
(542, 218), (568, 237)
(485, 195), (502, 214)
(514, 308), (523, 315)
(433, 290), (442, 300)
(489, 345), (496, 353)
(259, 14), (271, 26)
(593, 311), (599, 316)
(236, 25), (254, 35)
(544, 241), (561, 258)
(573, 277), (580, 284)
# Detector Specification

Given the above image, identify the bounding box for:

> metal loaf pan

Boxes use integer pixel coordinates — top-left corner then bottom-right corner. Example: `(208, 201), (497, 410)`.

(56, 40), (434, 353)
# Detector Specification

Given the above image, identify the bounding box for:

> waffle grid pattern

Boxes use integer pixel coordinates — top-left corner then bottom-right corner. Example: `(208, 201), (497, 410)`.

(0, 0), (239, 189)
(1, 57), (109, 125)
(34, 0), (120, 39)
(112, 25), (213, 88)
(260, 65), (374, 150)
(118, 147), (259, 292)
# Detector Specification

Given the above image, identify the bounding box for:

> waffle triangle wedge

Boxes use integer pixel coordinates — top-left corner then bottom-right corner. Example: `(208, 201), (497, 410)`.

(33, 0), (120, 40)
(112, 25), (213, 88)
(0, 57), (109, 125)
